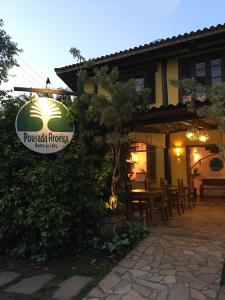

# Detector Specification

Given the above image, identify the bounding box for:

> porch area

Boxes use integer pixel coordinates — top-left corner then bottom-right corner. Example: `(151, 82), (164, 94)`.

(85, 200), (225, 300)
(163, 199), (225, 241)
(127, 102), (225, 226)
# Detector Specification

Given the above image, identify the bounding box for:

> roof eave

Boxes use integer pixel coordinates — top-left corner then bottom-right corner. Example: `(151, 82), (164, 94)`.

(55, 24), (225, 75)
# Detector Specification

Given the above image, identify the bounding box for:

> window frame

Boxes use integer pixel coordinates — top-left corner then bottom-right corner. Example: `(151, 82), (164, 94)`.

(134, 76), (145, 92)
(119, 66), (157, 104)
(178, 52), (225, 101)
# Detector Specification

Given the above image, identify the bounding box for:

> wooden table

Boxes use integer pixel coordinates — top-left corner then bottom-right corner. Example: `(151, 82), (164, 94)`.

(148, 186), (179, 217)
(128, 189), (162, 225)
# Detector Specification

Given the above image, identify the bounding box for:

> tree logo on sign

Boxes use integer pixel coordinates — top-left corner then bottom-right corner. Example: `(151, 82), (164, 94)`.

(15, 97), (74, 154)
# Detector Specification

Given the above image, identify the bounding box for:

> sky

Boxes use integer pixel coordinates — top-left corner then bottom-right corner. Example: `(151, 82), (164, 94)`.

(1, 0), (225, 94)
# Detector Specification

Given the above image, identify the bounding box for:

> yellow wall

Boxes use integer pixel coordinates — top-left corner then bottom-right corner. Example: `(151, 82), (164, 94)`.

(83, 60), (179, 106)
(84, 81), (94, 94)
(167, 58), (179, 105)
(170, 131), (188, 185)
(170, 129), (225, 186)
(84, 82), (111, 99)
(98, 85), (111, 99)
(150, 60), (179, 108)
(128, 132), (165, 148)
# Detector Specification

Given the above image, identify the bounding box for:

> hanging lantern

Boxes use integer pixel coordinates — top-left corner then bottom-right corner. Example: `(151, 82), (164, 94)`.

(186, 128), (200, 141)
(186, 127), (210, 143)
(198, 130), (210, 142)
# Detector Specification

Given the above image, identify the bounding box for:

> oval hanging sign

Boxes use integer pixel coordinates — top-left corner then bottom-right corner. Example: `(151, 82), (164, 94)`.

(15, 97), (74, 154)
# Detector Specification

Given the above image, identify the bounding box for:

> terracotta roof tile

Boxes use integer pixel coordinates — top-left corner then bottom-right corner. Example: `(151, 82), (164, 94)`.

(55, 23), (225, 74)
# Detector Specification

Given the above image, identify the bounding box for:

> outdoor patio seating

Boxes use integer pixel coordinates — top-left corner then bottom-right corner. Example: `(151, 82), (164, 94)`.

(188, 179), (197, 208)
(127, 177), (197, 225)
(170, 179), (185, 216)
(181, 179), (193, 210)
(127, 193), (151, 225)
(127, 183), (163, 225)
(153, 182), (170, 224)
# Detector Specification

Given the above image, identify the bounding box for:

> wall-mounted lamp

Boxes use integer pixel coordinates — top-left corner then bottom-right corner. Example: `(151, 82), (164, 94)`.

(175, 146), (182, 159)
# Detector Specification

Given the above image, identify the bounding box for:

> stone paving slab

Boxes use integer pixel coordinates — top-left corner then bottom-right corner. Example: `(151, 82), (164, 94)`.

(52, 275), (92, 300)
(85, 203), (225, 300)
(5, 273), (55, 295)
(0, 272), (20, 288)
(218, 286), (225, 300)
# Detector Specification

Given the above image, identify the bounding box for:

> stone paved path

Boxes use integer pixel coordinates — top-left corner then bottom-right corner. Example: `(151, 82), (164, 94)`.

(52, 275), (92, 300)
(0, 202), (224, 299)
(85, 202), (225, 300)
(5, 274), (55, 295)
(0, 271), (91, 299)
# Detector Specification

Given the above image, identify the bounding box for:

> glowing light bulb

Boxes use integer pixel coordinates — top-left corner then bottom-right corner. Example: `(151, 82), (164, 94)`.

(198, 131), (210, 142)
(193, 149), (200, 162)
(175, 147), (182, 158)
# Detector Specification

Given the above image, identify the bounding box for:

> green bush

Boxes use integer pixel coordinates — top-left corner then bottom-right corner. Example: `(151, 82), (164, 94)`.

(122, 219), (150, 241)
(89, 219), (149, 254)
(0, 66), (138, 261)
(0, 98), (111, 261)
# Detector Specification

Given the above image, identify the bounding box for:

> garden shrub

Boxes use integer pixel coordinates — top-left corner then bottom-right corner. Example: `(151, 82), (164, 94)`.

(0, 66), (148, 261)
(0, 98), (111, 260)
(89, 219), (149, 254)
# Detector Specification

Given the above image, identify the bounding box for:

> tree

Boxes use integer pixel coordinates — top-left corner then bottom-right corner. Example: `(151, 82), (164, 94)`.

(69, 47), (86, 63)
(77, 65), (151, 209)
(170, 78), (207, 110)
(198, 83), (225, 149)
(0, 19), (22, 88)
(170, 78), (225, 149)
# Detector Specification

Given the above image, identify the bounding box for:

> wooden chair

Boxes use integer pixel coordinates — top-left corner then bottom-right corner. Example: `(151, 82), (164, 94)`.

(170, 179), (185, 215)
(188, 179), (196, 208)
(127, 194), (151, 225)
(160, 178), (168, 187)
(180, 179), (192, 210)
(178, 179), (187, 213)
(131, 172), (146, 190)
(154, 183), (169, 224)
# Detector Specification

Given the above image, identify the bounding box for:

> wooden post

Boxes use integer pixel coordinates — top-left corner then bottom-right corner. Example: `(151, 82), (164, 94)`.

(164, 133), (172, 184)
(14, 87), (78, 96)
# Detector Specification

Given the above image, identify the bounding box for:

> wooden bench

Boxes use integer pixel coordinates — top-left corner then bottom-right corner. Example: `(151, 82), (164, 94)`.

(200, 179), (225, 199)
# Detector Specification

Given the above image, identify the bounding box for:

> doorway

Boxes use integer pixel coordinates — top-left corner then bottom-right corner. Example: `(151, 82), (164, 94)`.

(187, 145), (225, 197)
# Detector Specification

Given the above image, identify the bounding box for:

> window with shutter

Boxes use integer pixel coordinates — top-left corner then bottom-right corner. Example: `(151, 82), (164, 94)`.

(120, 67), (156, 105)
(135, 77), (145, 91)
(180, 55), (224, 85)
(147, 145), (156, 181)
(195, 61), (206, 85)
(179, 53), (224, 102)
(210, 58), (222, 84)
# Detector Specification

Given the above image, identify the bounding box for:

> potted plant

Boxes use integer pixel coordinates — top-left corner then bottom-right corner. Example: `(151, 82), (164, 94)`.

(100, 201), (125, 236)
